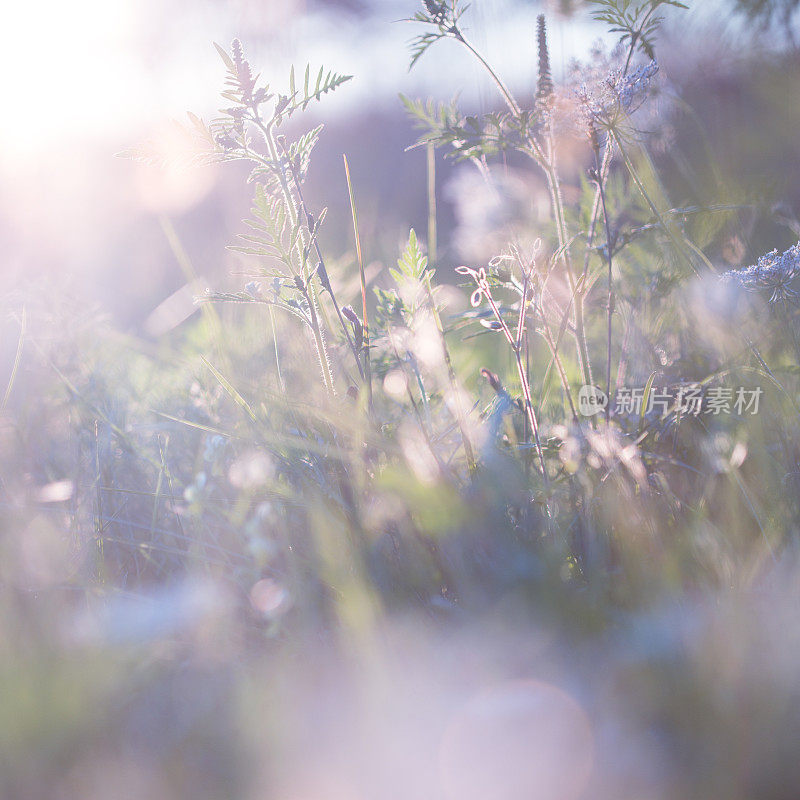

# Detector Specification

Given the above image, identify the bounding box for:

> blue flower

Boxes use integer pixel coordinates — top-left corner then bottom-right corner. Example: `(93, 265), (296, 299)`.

(721, 240), (800, 304)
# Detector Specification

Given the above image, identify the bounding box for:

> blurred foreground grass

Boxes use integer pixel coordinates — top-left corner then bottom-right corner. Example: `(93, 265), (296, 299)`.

(4, 1), (800, 798)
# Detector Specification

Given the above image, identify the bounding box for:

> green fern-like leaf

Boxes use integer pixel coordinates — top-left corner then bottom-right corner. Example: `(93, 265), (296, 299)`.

(588, 0), (687, 61)
(230, 185), (293, 269)
(392, 229), (428, 284)
(295, 65), (352, 110)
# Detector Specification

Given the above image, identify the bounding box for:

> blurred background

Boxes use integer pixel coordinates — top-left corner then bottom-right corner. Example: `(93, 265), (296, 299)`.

(3, 3), (800, 800)
(2, 0), (798, 328)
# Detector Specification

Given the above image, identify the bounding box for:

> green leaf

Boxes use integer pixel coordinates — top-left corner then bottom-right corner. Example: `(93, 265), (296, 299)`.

(213, 42), (235, 71)
(395, 229), (428, 283)
(201, 356), (259, 423)
(639, 370), (657, 436)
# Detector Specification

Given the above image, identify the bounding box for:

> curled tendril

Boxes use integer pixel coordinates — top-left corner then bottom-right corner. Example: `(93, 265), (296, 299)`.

(455, 265), (492, 307)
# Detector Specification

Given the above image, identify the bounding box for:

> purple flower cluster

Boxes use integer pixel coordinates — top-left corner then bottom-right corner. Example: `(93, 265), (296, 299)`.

(721, 240), (800, 303)
(618, 61), (660, 112)
(576, 60), (659, 123)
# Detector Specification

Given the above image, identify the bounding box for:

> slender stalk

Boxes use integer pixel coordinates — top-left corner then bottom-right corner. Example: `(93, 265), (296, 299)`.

(539, 323), (579, 423)
(446, 19), (595, 422)
(479, 286), (547, 481)
(594, 144), (615, 423)
(580, 141), (614, 283)
(302, 281), (334, 393)
(1, 307), (25, 411)
(610, 129), (698, 276)
(427, 143), (437, 268)
(533, 263), (582, 420)
(451, 30), (522, 117)
(388, 332), (442, 470)
(537, 26), (643, 415)
(536, 49), (593, 396)
(268, 306), (286, 393)
(253, 112), (335, 393)
(623, 7), (658, 75)
(781, 297), (800, 368)
(160, 217), (228, 368)
(515, 347), (547, 483)
(523, 329), (531, 475)
(543, 161), (594, 392)
(449, 24), (592, 409)
(577, 35), (635, 286)
(277, 138), (365, 382)
(423, 146), (476, 472)
(343, 155), (372, 406)
(425, 275), (477, 472)
(616, 312), (633, 391)
(251, 114), (299, 230)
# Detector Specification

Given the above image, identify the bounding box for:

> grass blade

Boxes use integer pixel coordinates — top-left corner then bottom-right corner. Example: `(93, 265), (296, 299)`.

(343, 154), (372, 407)
(1, 307), (26, 411)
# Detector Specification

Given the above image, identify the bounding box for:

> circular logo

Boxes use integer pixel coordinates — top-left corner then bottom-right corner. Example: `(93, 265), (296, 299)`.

(577, 385), (608, 416)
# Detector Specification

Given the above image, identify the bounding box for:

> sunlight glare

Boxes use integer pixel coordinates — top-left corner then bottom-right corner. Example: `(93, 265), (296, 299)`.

(0, 0), (145, 155)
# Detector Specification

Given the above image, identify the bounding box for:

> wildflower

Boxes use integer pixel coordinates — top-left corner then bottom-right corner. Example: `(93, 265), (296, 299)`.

(455, 265), (492, 308)
(245, 281), (262, 298)
(576, 60), (659, 126)
(720, 240), (800, 303)
(617, 61), (659, 112)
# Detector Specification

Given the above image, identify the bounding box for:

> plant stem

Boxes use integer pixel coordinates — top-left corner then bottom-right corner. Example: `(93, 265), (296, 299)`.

(482, 289), (547, 481)
(452, 30), (522, 117)
(539, 322), (579, 423)
(343, 155), (373, 407)
(610, 129), (698, 277)
(254, 113), (335, 394)
(268, 306), (286, 393)
(277, 139), (365, 382)
(543, 161), (593, 390)
(424, 144), (476, 474)
(595, 145), (615, 424)
(451, 25), (592, 428)
(427, 143), (437, 269)
(423, 145), (476, 472)
(424, 271), (477, 473)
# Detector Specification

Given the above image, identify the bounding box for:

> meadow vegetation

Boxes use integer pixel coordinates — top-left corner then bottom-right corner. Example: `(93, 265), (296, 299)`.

(3, 1), (800, 798)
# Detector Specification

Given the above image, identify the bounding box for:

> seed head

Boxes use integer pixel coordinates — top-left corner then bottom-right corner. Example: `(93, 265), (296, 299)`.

(230, 38), (255, 101)
(231, 39), (245, 69)
(536, 15), (554, 106)
(423, 0), (448, 25)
